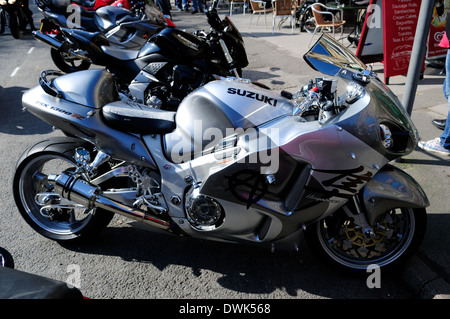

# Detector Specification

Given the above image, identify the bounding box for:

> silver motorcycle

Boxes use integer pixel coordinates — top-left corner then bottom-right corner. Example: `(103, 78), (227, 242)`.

(14, 34), (429, 273)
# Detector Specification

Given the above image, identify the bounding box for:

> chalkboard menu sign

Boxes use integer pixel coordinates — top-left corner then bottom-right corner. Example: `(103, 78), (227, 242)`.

(383, 0), (422, 84)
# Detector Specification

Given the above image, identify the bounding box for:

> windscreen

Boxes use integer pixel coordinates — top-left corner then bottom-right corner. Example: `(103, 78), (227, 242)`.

(144, 0), (167, 26)
(304, 34), (368, 76)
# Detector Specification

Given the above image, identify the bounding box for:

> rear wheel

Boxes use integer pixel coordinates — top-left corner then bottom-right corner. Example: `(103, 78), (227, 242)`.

(50, 47), (91, 73)
(305, 206), (427, 273)
(13, 138), (114, 243)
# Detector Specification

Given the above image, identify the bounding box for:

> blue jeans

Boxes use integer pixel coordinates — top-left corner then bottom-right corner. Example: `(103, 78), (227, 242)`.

(175, 0), (188, 9)
(192, 0), (204, 11)
(441, 49), (450, 150)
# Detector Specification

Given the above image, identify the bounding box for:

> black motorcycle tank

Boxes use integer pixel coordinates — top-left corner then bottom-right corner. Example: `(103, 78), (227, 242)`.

(149, 28), (208, 60)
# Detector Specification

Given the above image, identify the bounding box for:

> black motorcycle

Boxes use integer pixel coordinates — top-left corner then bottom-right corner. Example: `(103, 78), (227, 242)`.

(36, 9), (248, 110)
(34, 0), (169, 72)
(0, 0), (35, 38)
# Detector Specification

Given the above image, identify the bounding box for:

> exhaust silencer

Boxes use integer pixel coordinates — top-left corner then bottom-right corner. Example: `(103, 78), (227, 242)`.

(47, 173), (170, 230)
(33, 31), (63, 50)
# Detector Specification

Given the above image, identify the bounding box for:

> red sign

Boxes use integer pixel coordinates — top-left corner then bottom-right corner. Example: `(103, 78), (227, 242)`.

(383, 0), (422, 84)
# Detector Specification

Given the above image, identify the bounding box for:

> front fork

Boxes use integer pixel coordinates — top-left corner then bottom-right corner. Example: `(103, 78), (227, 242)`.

(346, 164), (429, 232)
(218, 38), (240, 78)
(342, 195), (377, 240)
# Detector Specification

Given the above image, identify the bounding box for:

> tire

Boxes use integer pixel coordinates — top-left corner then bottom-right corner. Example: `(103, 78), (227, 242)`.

(0, 10), (6, 34)
(17, 9), (27, 31)
(305, 205), (427, 274)
(50, 47), (91, 73)
(8, 12), (20, 39)
(13, 137), (114, 243)
(0, 247), (14, 269)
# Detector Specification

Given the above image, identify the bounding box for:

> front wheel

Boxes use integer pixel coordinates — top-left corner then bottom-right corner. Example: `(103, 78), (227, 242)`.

(8, 11), (20, 39)
(305, 206), (427, 273)
(0, 9), (6, 34)
(13, 138), (114, 243)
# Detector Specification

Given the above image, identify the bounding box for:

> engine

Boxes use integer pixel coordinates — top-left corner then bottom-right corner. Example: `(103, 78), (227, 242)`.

(143, 62), (206, 110)
(185, 187), (224, 231)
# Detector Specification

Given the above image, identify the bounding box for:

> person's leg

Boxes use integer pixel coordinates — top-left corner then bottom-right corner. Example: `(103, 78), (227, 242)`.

(439, 107), (450, 149)
(418, 49), (450, 155)
(182, 0), (189, 10)
(439, 49), (450, 149)
(192, 0), (198, 12)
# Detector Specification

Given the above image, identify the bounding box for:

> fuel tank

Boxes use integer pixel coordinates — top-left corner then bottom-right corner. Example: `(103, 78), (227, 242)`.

(164, 79), (294, 163)
(149, 28), (208, 61)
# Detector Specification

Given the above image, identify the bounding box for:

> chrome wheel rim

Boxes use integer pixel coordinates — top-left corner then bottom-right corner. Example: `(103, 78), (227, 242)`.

(316, 208), (415, 269)
(18, 154), (94, 236)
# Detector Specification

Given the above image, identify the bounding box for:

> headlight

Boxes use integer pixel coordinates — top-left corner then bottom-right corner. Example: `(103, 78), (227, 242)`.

(345, 82), (364, 104)
(379, 124), (393, 149)
(0, 0), (7, 5)
(8, 0), (16, 4)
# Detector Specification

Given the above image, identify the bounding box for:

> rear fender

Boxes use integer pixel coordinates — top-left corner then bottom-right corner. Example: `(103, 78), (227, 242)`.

(362, 164), (429, 225)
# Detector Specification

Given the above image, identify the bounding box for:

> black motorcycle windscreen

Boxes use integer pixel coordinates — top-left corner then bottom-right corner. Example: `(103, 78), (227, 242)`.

(304, 34), (368, 76)
(144, 0), (168, 26)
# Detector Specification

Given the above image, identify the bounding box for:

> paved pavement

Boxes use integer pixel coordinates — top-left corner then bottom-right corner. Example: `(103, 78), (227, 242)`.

(173, 5), (450, 299)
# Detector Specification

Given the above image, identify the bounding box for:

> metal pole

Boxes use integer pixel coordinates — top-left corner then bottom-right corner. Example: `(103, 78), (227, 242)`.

(401, 0), (435, 115)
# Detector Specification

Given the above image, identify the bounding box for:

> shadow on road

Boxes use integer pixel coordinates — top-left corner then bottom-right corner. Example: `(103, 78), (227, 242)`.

(59, 220), (417, 299)
(0, 85), (53, 135)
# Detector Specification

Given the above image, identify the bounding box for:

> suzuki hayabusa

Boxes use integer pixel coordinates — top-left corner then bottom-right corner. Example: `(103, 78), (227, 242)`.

(34, 0), (169, 72)
(14, 34), (428, 273)
(36, 9), (248, 110)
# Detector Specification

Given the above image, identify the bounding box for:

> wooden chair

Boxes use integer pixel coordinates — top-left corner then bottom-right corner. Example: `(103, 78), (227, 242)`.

(308, 2), (346, 46)
(230, 0), (247, 15)
(248, 0), (273, 29)
(272, 0), (296, 35)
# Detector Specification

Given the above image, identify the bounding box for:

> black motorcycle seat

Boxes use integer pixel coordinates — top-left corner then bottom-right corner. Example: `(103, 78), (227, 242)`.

(101, 46), (140, 60)
(62, 28), (102, 46)
(116, 14), (139, 25)
(102, 101), (176, 134)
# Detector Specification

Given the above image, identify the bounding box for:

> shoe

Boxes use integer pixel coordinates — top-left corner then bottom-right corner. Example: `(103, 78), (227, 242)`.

(432, 119), (446, 130)
(191, 10), (198, 13)
(418, 137), (450, 155)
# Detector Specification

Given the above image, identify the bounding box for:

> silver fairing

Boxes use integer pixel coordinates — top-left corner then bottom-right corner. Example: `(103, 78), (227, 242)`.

(22, 70), (157, 168)
(51, 69), (117, 109)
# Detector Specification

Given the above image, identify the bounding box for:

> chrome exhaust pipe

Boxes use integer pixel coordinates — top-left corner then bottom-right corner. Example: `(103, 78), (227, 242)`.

(33, 31), (63, 50)
(47, 173), (170, 230)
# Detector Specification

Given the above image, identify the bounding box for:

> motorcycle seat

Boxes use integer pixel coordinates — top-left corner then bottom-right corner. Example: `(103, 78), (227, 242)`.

(101, 46), (140, 60)
(102, 101), (176, 134)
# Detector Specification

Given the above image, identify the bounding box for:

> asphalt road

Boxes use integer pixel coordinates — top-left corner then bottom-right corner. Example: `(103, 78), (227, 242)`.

(0, 5), (418, 301)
